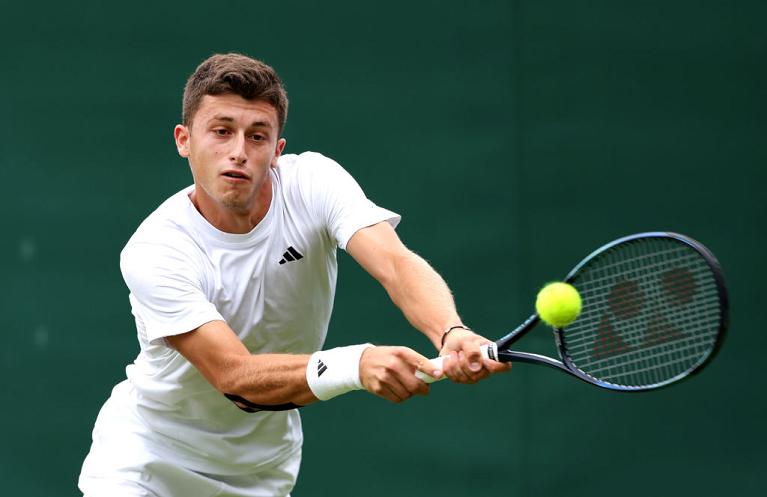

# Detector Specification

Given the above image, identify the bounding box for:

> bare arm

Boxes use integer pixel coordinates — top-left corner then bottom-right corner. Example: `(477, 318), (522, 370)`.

(166, 320), (318, 408)
(347, 222), (511, 383)
(164, 221), (498, 408)
(165, 319), (442, 407)
(346, 223), (460, 349)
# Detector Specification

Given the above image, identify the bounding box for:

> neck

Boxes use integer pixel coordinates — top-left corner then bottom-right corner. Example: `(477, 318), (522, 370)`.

(190, 176), (273, 234)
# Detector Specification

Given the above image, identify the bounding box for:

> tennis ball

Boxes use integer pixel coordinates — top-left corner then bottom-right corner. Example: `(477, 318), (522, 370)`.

(535, 282), (582, 328)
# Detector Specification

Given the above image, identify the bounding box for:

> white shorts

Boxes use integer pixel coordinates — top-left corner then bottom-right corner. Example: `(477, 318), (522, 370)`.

(79, 453), (300, 497)
(79, 388), (301, 497)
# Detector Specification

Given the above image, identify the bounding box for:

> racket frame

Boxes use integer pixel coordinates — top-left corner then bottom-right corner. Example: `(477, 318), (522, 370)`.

(491, 231), (729, 391)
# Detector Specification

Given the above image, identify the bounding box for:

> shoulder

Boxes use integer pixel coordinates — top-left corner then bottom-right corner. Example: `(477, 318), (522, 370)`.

(275, 151), (349, 184)
(275, 151), (362, 199)
(274, 152), (360, 214)
(121, 187), (204, 275)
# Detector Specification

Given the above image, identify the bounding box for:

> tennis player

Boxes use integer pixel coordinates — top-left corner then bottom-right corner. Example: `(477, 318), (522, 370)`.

(78, 53), (510, 497)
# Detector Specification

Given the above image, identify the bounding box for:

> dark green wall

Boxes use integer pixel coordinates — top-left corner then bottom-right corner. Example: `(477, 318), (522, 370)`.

(1, 1), (764, 495)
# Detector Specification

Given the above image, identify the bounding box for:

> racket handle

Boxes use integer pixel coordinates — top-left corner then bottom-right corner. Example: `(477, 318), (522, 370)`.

(415, 343), (498, 383)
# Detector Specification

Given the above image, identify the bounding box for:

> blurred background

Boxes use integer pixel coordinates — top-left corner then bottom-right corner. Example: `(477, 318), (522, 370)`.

(1, 1), (764, 495)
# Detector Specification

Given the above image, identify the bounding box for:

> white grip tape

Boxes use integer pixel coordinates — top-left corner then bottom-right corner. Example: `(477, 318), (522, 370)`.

(415, 343), (498, 384)
(306, 343), (374, 401)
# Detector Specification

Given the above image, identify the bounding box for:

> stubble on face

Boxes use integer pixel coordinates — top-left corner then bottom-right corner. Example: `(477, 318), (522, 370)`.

(177, 94), (285, 233)
(215, 174), (269, 212)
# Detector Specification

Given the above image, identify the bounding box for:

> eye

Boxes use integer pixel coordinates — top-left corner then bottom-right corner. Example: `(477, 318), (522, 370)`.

(213, 128), (230, 136)
(250, 134), (266, 141)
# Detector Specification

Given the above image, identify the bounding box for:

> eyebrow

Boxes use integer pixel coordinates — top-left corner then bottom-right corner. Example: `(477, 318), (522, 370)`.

(210, 115), (273, 129)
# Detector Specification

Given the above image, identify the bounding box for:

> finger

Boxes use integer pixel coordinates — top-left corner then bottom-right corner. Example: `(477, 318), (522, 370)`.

(382, 384), (407, 403)
(464, 342), (485, 374)
(398, 373), (431, 396)
(389, 356), (433, 395)
(456, 350), (481, 383)
(372, 348), (432, 397)
(444, 351), (471, 383)
(416, 382), (430, 396)
(485, 358), (513, 374)
(404, 349), (443, 379)
(415, 357), (444, 381)
(372, 376), (410, 403)
(472, 367), (491, 382)
(461, 342), (489, 383)
(402, 370), (431, 396)
(384, 372), (416, 402)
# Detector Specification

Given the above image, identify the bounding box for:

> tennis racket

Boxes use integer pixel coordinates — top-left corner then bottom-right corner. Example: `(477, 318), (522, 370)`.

(416, 232), (728, 391)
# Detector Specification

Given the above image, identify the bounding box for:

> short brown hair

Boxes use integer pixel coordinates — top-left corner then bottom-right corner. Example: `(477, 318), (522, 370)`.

(182, 53), (288, 134)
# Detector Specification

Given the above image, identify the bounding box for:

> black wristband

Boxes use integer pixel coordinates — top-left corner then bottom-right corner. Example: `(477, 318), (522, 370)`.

(441, 325), (472, 347)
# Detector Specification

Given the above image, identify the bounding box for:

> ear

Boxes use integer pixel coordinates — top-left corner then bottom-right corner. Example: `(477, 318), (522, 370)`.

(271, 138), (287, 168)
(174, 124), (191, 158)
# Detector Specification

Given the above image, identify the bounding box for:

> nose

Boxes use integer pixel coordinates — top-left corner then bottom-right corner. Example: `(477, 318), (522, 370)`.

(229, 132), (247, 165)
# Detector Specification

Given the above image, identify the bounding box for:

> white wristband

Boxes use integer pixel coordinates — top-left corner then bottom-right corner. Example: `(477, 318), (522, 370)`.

(306, 343), (374, 401)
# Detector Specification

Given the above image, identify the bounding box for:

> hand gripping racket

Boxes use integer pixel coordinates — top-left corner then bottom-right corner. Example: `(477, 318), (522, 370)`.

(416, 232), (728, 391)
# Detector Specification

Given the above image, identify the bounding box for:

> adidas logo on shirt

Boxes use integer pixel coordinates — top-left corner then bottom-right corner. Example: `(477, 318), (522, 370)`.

(279, 246), (304, 265)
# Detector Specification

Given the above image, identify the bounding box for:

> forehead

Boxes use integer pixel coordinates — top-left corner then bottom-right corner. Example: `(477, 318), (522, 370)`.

(194, 94), (279, 128)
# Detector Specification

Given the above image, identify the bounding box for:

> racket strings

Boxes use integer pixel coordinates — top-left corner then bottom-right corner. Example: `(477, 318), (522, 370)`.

(562, 238), (721, 388)
(566, 306), (719, 351)
(570, 283), (719, 347)
(574, 247), (700, 299)
(574, 246), (691, 286)
(570, 247), (715, 330)
(573, 321), (717, 373)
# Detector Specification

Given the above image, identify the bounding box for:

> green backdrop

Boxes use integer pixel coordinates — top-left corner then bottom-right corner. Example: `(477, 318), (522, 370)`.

(1, 1), (764, 495)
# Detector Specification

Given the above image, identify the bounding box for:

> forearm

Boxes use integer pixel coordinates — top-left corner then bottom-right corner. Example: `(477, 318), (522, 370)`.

(346, 222), (510, 386)
(166, 323), (318, 408)
(216, 353), (317, 407)
(170, 320), (381, 408)
(382, 252), (462, 350)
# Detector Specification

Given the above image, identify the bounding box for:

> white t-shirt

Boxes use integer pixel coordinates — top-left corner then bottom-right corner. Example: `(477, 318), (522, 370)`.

(108, 152), (400, 475)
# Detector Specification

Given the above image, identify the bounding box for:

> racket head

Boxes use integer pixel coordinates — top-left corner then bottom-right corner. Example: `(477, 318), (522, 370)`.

(556, 232), (728, 391)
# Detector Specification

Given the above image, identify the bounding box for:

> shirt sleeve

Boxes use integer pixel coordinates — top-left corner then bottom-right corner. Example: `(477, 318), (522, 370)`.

(296, 153), (401, 250)
(120, 240), (224, 346)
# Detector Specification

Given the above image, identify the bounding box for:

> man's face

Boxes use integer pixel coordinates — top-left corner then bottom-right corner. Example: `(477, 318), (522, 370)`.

(174, 94), (286, 214)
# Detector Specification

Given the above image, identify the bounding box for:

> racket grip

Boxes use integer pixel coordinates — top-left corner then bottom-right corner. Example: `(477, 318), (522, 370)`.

(415, 343), (498, 383)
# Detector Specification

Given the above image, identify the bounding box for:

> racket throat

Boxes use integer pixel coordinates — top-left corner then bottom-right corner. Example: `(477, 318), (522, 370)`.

(484, 340), (570, 372)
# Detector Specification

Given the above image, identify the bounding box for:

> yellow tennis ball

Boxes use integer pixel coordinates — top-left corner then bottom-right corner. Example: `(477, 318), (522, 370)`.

(535, 282), (582, 328)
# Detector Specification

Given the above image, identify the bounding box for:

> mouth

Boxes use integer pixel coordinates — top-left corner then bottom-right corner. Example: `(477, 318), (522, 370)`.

(221, 170), (250, 182)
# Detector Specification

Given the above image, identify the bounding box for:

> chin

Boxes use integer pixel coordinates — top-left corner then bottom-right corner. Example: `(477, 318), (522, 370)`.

(219, 193), (252, 212)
